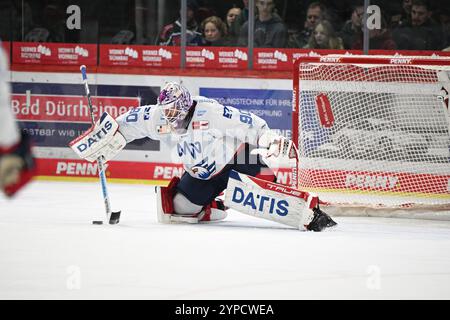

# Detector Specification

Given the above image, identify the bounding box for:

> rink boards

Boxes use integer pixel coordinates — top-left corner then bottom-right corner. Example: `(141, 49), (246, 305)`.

(9, 71), (293, 185)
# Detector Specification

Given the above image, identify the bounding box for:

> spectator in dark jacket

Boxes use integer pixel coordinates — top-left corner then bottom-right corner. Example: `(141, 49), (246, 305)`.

(239, 0), (250, 23)
(238, 0), (288, 48)
(353, 16), (397, 50)
(437, 4), (450, 49)
(390, 0), (413, 28)
(288, 2), (327, 48)
(155, 0), (203, 46)
(224, 6), (243, 46)
(339, 5), (364, 49)
(392, 0), (444, 50)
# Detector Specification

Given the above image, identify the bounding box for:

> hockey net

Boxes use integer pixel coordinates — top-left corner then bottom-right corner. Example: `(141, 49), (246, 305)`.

(292, 55), (450, 217)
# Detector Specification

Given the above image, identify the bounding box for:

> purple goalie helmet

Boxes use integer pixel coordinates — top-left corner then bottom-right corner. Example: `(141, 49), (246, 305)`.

(157, 82), (193, 129)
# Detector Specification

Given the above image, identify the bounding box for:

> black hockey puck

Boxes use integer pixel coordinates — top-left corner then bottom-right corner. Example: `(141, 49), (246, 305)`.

(92, 220), (103, 225)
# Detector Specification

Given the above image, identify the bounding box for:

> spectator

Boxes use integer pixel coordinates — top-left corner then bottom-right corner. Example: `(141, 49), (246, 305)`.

(226, 6), (242, 30)
(201, 16), (228, 46)
(313, 0), (346, 30)
(239, 0), (250, 23)
(155, 0), (203, 46)
(288, 2), (327, 48)
(195, 3), (217, 25)
(305, 20), (344, 49)
(224, 6), (243, 46)
(390, 0), (412, 28)
(238, 0), (288, 48)
(353, 16), (397, 50)
(108, 1), (139, 45)
(24, 0), (65, 42)
(109, 1), (157, 45)
(392, 0), (444, 50)
(0, 0), (33, 41)
(339, 4), (364, 49)
(437, 4), (450, 49)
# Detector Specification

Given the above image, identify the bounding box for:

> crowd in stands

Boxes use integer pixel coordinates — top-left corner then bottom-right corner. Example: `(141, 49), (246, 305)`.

(3, 0), (449, 51)
(153, 0), (449, 51)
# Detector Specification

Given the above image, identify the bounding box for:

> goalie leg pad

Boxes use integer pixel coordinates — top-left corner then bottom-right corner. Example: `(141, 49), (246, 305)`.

(156, 177), (227, 224)
(224, 170), (335, 231)
(156, 176), (180, 223)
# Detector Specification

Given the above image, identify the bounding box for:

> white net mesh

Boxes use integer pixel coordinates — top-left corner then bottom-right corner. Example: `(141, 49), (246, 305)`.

(294, 56), (450, 208)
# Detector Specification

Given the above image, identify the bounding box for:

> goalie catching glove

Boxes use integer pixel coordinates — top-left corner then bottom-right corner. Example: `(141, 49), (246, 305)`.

(251, 130), (298, 168)
(69, 112), (127, 163)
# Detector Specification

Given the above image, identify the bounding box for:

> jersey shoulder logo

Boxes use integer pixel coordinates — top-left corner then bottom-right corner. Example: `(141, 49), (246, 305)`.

(192, 120), (209, 130)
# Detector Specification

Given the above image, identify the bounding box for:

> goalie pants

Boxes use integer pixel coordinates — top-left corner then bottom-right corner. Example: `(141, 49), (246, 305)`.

(176, 144), (275, 207)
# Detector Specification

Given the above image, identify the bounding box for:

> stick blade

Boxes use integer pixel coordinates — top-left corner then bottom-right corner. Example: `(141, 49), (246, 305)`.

(109, 211), (121, 224)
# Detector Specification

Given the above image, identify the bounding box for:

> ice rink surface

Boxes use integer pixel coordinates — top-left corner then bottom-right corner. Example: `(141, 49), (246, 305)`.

(1, 180), (450, 300)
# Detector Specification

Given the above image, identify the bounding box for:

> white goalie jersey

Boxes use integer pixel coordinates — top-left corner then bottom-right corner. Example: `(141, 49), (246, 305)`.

(116, 96), (271, 180)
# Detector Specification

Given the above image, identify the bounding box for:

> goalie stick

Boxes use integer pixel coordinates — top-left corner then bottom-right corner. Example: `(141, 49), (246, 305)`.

(79, 65), (121, 225)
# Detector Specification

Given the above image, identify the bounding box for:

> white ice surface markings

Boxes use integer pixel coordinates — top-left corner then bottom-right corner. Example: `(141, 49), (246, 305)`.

(1, 181), (450, 299)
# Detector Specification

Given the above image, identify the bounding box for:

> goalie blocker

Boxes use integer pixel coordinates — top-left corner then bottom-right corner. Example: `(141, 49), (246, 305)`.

(224, 170), (337, 231)
(69, 112), (126, 163)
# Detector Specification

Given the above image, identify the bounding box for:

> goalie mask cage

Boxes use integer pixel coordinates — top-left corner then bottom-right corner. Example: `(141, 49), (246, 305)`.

(292, 55), (450, 211)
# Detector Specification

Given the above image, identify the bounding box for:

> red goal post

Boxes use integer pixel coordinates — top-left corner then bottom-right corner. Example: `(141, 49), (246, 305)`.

(292, 55), (450, 211)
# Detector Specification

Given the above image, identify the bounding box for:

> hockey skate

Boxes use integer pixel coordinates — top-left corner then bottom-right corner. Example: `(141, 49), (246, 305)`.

(198, 199), (228, 223)
(170, 199), (228, 224)
(306, 206), (337, 232)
